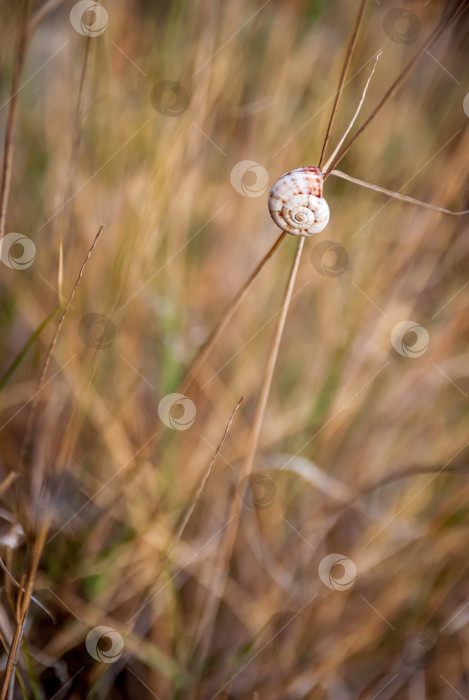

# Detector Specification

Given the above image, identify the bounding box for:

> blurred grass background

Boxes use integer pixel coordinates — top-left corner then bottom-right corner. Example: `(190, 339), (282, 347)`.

(0, 0), (468, 697)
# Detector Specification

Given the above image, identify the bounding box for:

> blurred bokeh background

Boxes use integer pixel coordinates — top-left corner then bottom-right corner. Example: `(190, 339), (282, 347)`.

(0, 0), (468, 697)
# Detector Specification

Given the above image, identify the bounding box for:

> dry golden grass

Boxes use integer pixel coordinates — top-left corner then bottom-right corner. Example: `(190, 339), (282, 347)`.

(0, 0), (468, 698)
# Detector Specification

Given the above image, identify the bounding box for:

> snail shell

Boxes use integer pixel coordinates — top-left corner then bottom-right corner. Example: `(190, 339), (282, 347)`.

(268, 166), (330, 236)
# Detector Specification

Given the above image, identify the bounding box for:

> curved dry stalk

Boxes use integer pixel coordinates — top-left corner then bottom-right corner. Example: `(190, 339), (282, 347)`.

(318, 0), (368, 170)
(329, 169), (469, 215)
(324, 0), (469, 178)
(0, 0), (31, 242)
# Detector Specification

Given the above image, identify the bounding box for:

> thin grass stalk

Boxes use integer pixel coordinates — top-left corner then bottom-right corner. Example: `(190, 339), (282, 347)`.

(170, 397), (244, 548)
(238, 236), (305, 481)
(136, 233), (286, 484)
(0, 0), (31, 243)
(57, 35), (92, 300)
(324, 0), (469, 178)
(0, 308), (59, 392)
(322, 50), (381, 174)
(0, 555), (53, 620)
(318, 0), (368, 170)
(0, 522), (48, 700)
(20, 224), (105, 499)
(134, 396), (245, 615)
(180, 232), (286, 394)
(193, 236), (305, 680)
(329, 169), (469, 214)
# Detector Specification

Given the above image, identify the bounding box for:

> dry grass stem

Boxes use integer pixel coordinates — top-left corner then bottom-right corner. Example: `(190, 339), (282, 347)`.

(318, 0), (368, 169)
(0, 0), (30, 242)
(330, 169), (469, 215)
(325, 0), (469, 176)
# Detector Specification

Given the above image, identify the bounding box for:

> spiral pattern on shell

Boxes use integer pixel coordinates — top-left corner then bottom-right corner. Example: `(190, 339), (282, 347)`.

(268, 166), (330, 236)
